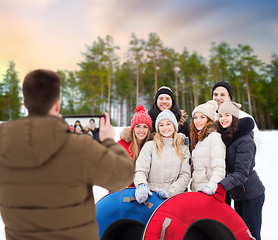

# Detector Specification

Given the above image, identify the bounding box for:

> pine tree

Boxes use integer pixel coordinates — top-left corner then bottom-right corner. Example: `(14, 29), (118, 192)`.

(128, 33), (145, 105)
(0, 61), (21, 120)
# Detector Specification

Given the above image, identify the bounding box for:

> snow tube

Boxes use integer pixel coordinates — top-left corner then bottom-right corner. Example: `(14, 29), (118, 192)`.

(96, 187), (164, 240)
(143, 192), (255, 240)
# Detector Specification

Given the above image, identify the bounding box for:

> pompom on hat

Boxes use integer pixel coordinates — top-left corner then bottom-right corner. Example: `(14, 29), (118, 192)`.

(70, 124), (75, 132)
(218, 101), (241, 118)
(192, 100), (218, 121)
(155, 109), (179, 132)
(131, 105), (153, 132)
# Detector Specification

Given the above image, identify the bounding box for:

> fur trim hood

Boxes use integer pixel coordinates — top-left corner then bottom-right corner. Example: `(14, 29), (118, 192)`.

(119, 127), (132, 143)
(203, 122), (218, 140)
(178, 110), (188, 126)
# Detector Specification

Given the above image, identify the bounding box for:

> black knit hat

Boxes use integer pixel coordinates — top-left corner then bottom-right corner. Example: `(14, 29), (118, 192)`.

(155, 86), (175, 105)
(212, 82), (233, 100)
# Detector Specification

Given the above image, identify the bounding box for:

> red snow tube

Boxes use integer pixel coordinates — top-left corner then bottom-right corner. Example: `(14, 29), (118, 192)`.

(143, 192), (254, 240)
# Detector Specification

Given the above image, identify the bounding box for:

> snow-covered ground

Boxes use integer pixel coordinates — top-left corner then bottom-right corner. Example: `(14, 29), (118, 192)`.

(0, 128), (277, 239)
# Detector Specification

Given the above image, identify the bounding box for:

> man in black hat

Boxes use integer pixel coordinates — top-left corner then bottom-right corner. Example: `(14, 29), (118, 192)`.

(212, 82), (233, 110)
(148, 86), (190, 139)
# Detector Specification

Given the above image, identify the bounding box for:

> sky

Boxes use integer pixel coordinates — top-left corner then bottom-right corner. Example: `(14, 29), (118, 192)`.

(0, 0), (278, 81)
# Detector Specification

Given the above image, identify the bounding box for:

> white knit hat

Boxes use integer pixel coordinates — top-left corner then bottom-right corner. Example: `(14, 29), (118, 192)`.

(155, 109), (179, 132)
(192, 100), (218, 121)
(218, 101), (241, 118)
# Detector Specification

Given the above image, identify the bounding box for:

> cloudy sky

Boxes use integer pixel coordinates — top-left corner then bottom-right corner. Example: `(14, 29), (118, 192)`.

(0, 0), (278, 81)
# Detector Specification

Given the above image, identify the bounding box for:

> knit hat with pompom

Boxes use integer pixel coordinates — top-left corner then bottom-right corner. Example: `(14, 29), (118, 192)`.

(192, 100), (218, 121)
(131, 105), (153, 132)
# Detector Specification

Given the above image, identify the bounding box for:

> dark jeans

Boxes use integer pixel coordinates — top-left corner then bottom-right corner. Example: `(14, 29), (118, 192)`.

(234, 193), (265, 240)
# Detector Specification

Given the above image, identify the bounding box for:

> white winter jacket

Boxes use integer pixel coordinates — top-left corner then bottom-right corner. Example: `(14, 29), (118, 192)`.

(134, 137), (191, 196)
(191, 124), (226, 193)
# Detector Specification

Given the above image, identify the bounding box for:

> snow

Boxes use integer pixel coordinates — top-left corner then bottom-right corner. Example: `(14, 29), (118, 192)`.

(0, 128), (277, 239)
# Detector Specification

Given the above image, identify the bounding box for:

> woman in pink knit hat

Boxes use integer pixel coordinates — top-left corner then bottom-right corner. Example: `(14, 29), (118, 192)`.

(118, 105), (152, 187)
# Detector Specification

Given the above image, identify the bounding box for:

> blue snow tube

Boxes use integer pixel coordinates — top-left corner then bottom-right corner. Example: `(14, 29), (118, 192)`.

(96, 187), (164, 240)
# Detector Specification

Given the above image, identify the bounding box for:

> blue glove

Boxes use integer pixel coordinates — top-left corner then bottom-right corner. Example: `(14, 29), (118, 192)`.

(135, 184), (153, 204)
(178, 133), (189, 146)
(199, 186), (214, 196)
(156, 189), (172, 199)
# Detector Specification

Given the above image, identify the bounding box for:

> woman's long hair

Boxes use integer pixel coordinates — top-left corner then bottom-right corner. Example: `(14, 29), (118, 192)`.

(154, 131), (185, 163)
(130, 128), (151, 161)
(190, 119), (213, 151)
(216, 116), (239, 139)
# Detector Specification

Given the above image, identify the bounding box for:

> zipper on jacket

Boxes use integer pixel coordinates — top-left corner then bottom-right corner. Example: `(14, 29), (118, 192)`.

(242, 184), (246, 192)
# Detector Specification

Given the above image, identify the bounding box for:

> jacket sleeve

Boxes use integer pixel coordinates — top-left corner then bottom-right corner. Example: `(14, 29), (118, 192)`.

(133, 142), (153, 187)
(169, 146), (191, 196)
(207, 132), (226, 192)
(220, 138), (256, 191)
(239, 110), (262, 152)
(83, 137), (135, 192)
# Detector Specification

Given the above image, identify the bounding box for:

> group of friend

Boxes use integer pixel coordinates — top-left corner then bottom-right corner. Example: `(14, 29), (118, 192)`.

(0, 69), (265, 240)
(117, 84), (265, 240)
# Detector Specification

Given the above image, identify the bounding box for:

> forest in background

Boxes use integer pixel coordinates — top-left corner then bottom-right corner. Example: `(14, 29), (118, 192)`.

(1, 33), (278, 129)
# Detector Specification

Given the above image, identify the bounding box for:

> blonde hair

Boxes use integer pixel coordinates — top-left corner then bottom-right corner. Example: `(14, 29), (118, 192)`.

(130, 128), (151, 161)
(154, 131), (185, 163)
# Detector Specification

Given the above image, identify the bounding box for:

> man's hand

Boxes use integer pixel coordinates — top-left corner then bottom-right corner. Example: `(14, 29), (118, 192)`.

(99, 112), (115, 142)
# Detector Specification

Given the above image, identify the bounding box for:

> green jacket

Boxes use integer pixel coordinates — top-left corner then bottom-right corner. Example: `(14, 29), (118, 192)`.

(0, 116), (134, 240)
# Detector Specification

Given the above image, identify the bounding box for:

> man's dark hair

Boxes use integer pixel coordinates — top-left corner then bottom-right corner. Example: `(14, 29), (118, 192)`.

(23, 69), (60, 115)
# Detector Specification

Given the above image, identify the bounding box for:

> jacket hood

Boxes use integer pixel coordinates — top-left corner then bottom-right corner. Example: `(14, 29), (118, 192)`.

(221, 117), (254, 147)
(203, 122), (218, 139)
(178, 110), (188, 125)
(0, 116), (69, 168)
(119, 127), (132, 143)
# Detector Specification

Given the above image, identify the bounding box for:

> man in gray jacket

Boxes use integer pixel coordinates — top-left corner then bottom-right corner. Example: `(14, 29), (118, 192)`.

(0, 69), (134, 240)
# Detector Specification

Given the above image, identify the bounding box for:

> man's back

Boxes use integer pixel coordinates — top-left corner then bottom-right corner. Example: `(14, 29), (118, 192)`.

(0, 116), (134, 240)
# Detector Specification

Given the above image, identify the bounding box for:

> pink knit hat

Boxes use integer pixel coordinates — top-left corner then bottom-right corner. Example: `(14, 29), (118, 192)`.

(70, 124), (75, 132)
(131, 105), (153, 132)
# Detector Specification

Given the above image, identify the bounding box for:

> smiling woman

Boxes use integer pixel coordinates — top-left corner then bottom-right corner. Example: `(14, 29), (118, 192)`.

(117, 105), (152, 187)
(216, 101), (265, 240)
(134, 109), (191, 205)
(190, 100), (226, 195)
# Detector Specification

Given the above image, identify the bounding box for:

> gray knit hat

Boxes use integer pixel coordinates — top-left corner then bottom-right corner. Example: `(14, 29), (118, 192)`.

(155, 109), (179, 132)
(218, 101), (241, 118)
(192, 100), (218, 121)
